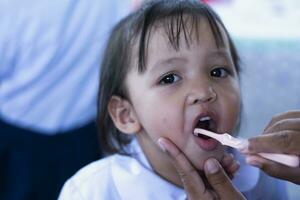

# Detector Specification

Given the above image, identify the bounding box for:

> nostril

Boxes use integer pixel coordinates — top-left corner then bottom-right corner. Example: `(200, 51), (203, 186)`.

(207, 95), (215, 102)
(191, 94), (216, 105)
(187, 87), (217, 105)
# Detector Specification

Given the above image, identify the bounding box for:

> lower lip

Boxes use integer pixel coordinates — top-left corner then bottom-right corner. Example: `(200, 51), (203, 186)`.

(194, 136), (219, 151)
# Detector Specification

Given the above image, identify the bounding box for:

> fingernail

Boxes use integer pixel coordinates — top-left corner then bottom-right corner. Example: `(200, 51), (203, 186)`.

(157, 138), (166, 152)
(245, 157), (262, 168)
(205, 159), (219, 174)
(239, 146), (249, 154)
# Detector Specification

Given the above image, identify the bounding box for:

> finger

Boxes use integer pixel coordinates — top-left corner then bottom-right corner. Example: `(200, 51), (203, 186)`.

(221, 154), (240, 179)
(226, 161), (240, 180)
(157, 138), (212, 200)
(204, 158), (245, 200)
(264, 110), (300, 133)
(221, 154), (234, 168)
(264, 118), (300, 134)
(246, 155), (300, 185)
(247, 130), (300, 154)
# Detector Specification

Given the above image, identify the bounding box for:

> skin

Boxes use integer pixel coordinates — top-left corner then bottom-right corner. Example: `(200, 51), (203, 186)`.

(243, 110), (300, 185)
(158, 137), (245, 200)
(124, 20), (241, 187)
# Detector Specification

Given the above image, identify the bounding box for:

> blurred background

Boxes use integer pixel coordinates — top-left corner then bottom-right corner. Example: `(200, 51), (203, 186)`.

(206, 0), (300, 199)
(1, 0), (299, 199)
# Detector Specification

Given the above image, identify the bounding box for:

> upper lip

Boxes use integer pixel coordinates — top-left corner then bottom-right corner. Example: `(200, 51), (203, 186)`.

(192, 108), (219, 134)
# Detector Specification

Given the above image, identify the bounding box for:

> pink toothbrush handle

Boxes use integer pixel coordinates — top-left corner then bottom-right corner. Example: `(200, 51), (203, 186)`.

(258, 153), (299, 167)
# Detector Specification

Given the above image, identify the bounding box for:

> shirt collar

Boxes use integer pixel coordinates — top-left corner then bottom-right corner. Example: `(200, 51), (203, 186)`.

(112, 139), (186, 200)
(112, 139), (259, 199)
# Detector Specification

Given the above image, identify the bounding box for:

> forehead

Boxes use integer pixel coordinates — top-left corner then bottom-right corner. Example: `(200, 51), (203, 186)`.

(130, 9), (235, 73)
(144, 19), (232, 66)
(150, 18), (226, 48)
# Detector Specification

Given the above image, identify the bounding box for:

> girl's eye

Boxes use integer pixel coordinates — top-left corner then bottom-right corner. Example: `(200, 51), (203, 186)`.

(159, 73), (181, 85)
(210, 67), (229, 78)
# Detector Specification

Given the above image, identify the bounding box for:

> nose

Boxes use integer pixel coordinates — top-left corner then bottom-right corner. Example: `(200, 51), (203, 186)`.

(186, 84), (217, 105)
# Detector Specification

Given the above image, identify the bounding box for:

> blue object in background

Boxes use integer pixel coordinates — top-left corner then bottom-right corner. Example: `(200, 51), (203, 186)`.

(237, 39), (300, 199)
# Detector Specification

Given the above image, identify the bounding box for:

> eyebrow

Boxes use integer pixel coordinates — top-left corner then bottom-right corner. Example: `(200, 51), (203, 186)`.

(148, 50), (232, 73)
(149, 57), (188, 73)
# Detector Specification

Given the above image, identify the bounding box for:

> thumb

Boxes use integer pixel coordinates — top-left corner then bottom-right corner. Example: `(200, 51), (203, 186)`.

(204, 158), (245, 200)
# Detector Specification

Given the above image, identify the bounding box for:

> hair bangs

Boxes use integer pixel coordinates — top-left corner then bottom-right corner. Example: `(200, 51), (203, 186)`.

(136, 0), (226, 73)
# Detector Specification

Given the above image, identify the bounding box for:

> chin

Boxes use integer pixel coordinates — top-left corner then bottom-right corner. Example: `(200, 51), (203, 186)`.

(189, 147), (225, 170)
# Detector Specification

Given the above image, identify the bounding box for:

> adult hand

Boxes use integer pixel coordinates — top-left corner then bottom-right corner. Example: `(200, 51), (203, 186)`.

(157, 138), (245, 200)
(244, 110), (300, 184)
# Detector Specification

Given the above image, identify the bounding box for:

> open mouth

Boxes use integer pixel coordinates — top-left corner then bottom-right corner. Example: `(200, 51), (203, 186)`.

(194, 116), (217, 140)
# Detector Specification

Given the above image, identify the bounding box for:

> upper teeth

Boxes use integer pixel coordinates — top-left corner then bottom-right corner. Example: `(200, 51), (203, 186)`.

(199, 116), (211, 121)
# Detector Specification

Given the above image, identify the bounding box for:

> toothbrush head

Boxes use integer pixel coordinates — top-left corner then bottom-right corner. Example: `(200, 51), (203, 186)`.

(194, 128), (248, 150)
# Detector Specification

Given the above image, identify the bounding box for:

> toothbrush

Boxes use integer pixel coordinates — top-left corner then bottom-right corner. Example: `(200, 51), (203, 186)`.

(194, 128), (299, 167)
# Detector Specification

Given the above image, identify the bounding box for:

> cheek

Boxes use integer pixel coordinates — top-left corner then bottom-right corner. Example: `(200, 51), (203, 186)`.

(216, 81), (240, 130)
(229, 101), (240, 128)
(223, 89), (241, 131)
(135, 101), (182, 138)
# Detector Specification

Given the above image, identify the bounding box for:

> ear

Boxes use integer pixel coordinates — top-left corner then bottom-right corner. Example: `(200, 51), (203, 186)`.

(108, 96), (141, 135)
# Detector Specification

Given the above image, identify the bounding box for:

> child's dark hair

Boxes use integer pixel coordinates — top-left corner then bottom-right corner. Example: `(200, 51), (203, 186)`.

(97, 0), (240, 155)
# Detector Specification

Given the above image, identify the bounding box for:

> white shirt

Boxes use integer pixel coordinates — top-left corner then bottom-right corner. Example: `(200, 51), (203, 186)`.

(0, 0), (131, 134)
(58, 140), (288, 200)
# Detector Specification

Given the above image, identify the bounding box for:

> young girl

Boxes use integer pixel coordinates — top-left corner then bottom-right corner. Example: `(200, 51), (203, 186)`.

(59, 0), (287, 199)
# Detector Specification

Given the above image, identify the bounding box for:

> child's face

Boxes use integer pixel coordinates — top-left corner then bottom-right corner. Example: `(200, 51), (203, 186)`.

(125, 20), (240, 184)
